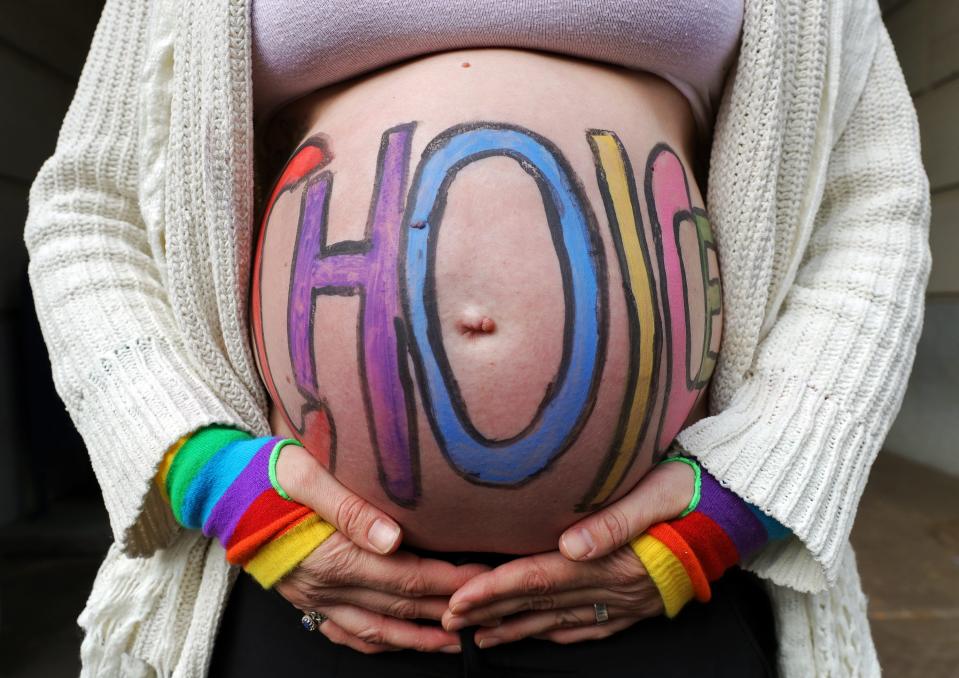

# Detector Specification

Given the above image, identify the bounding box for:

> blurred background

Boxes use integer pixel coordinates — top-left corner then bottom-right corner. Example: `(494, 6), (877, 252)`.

(0, 0), (956, 675)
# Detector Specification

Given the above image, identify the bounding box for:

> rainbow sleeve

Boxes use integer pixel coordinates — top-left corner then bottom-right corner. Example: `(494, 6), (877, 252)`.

(156, 426), (336, 588)
(630, 464), (791, 618)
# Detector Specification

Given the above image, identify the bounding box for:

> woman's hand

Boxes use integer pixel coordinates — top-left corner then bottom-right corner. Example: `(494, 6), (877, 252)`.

(273, 444), (491, 654)
(441, 547), (661, 646)
(276, 533), (490, 654)
(441, 459), (695, 645)
(275, 442), (406, 555)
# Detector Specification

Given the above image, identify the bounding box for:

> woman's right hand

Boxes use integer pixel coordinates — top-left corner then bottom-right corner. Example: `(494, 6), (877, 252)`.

(273, 443), (490, 654)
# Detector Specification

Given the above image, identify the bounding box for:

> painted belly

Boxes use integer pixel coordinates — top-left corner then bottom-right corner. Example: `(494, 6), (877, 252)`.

(251, 121), (722, 553)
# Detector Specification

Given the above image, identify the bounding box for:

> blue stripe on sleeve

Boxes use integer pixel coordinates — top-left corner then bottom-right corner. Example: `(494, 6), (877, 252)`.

(180, 438), (266, 528)
(745, 503), (791, 541)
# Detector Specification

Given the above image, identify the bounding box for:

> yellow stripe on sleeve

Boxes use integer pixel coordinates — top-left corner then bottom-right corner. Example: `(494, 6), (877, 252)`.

(156, 435), (190, 502)
(244, 515), (337, 588)
(631, 533), (696, 618)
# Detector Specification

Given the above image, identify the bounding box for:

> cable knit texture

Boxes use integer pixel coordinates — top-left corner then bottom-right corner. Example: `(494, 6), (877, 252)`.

(24, 0), (929, 675)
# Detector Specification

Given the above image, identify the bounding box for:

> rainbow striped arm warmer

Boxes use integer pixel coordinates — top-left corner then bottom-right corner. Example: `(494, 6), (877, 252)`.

(156, 426), (336, 588)
(630, 464), (791, 618)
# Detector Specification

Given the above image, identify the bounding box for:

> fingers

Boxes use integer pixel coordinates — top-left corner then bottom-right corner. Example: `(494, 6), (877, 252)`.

(470, 605), (631, 648)
(345, 591), (448, 621)
(275, 444), (403, 554)
(291, 532), (491, 600)
(320, 604), (463, 653)
(279, 577), (451, 620)
(316, 617), (397, 655)
(444, 548), (655, 631)
(443, 587), (617, 631)
(530, 616), (639, 645)
(346, 546), (492, 598)
(559, 460), (695, 561)
(447, 552), (611, 615)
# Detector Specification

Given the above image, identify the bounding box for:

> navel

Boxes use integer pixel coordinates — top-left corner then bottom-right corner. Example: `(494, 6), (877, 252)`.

(456, 309), (497, 337)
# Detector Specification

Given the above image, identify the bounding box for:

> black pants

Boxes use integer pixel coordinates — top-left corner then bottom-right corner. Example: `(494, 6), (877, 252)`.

(209, 547), (778, 678)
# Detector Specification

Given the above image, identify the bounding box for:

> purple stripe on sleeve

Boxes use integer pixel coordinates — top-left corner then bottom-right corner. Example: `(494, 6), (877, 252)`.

(202, 437), (280, 543)
(695, 471), (768, 558)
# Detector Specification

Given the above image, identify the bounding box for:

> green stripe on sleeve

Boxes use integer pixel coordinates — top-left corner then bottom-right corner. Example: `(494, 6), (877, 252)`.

(166, 426), (252, 524)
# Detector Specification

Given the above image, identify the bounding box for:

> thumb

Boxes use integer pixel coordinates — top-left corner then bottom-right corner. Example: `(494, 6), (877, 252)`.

(276, 443), (404, 555)
(558, 459), (696, 561)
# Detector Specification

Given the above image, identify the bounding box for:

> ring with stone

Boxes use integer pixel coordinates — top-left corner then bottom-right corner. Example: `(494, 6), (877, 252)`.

(301, 610), (329, 632)
(593, 602), (609, 625)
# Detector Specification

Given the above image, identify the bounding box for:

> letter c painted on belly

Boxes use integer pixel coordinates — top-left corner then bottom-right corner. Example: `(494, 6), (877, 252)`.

(402, 123), (608, 486)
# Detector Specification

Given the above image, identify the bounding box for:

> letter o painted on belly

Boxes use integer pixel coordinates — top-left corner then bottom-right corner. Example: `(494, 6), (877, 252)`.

(402, 123), (608, 486)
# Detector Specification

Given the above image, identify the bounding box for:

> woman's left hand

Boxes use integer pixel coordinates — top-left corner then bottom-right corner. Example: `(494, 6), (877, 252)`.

(441, 459), (696, 646)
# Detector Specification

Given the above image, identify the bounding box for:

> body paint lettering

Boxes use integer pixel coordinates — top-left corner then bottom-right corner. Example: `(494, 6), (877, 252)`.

(402, 123), (608, 486)
(264, 123), (719, 510)
(288, 124), (420, 505)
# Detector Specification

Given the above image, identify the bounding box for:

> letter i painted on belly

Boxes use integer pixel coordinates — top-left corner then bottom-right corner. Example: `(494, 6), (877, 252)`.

(288, 123), (421, 506)
(578, 130), (663, 511)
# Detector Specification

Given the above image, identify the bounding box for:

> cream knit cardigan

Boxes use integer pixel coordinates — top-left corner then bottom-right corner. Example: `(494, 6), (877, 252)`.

(25, 0), (930, 675)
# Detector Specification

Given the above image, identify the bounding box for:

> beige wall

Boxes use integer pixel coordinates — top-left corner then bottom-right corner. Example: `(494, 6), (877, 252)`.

(881, 0), (959, 475)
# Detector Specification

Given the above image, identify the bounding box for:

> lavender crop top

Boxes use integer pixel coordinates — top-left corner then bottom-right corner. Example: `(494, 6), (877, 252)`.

(251, 0), (744, 138)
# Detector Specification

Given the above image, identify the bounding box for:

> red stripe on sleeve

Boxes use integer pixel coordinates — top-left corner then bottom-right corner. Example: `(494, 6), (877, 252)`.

(669, 512), (741, 581)
(225, 489), (312, 564)
(647, 522), (711, 602)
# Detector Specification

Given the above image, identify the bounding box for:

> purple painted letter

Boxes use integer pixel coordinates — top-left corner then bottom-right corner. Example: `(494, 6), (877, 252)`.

(288, 123), (419, 506)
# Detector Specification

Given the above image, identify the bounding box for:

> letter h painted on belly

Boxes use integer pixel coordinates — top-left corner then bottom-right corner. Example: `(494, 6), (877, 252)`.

(288, 123), (420, 506)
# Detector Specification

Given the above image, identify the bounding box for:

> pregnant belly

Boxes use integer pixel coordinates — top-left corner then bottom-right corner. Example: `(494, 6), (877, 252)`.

(250, 48), (722, 553)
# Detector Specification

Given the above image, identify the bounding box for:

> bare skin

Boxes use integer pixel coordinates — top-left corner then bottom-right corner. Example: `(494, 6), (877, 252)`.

(273, 438), (695, 652)
(273, 443), (490, 653)
(256, 47), (716, 652)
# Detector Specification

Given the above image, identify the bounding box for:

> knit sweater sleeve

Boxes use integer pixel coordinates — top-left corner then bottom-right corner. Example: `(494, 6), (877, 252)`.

(24, 0), (250, 556)
(676, 27), (931, 592)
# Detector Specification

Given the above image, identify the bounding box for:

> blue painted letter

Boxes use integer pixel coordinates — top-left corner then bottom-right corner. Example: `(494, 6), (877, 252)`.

(402, 123), (607, 486)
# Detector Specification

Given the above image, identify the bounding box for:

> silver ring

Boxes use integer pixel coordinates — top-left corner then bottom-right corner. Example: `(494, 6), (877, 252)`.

(593, 602), (609, 625)
(301, 610), (329, 632)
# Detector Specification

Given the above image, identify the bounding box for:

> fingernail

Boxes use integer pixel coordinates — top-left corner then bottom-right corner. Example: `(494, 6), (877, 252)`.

(562, 528), (596, 560)
(368, 519), (400, 553)
(440, 645), (462, 654)
(478, 638), (501, 649)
